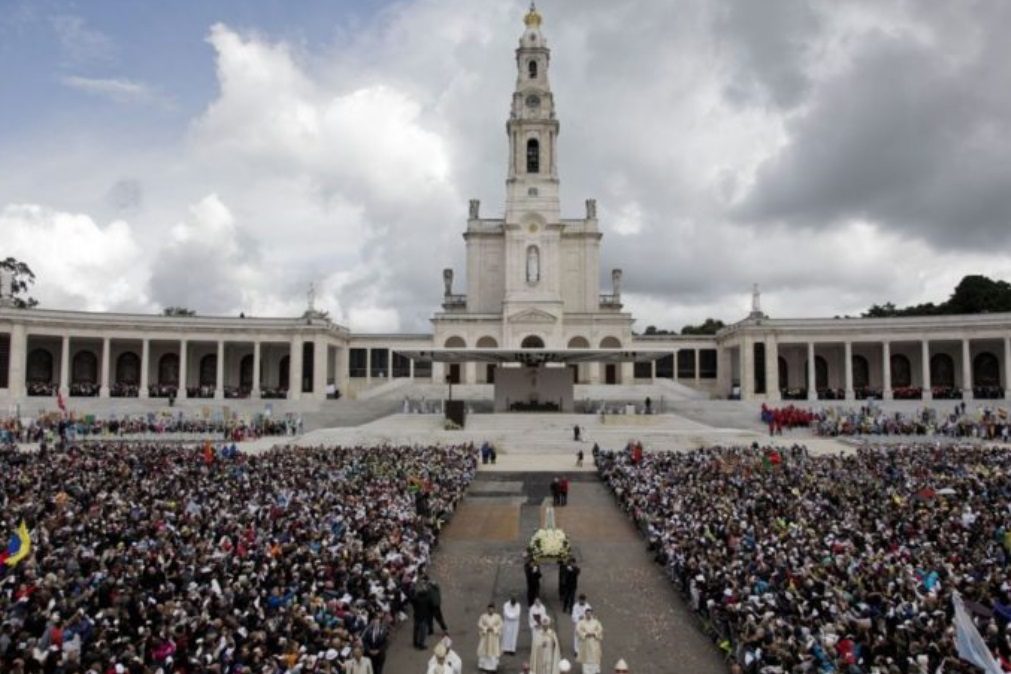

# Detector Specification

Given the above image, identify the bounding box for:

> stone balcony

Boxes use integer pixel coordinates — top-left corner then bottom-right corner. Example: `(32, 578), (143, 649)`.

(599, 293), (622, 310)
(442, 294), (467, 311)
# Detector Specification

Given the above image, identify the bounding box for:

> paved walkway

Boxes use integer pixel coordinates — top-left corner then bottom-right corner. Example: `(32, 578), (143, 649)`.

(383, 473), (726, 674)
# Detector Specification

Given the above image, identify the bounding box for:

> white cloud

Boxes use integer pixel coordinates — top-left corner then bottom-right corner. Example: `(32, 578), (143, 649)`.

(0, 204), (148, 311)
(61, 75), (168, 106)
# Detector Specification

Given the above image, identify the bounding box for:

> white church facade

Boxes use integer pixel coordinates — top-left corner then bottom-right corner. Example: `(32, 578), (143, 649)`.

(1, 5), (1010, 409)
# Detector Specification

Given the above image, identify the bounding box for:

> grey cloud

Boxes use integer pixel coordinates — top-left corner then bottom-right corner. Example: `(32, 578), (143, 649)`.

(739, 5), (1011, 249)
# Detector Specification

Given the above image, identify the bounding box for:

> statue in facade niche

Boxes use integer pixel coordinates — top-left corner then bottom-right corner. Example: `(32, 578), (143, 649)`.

(469, 199), (481, 219)
(611, 268), (622, 297)
(527, 246), (540, 284)
(443, 268), (454, 297)
(585, 199), (596, 219)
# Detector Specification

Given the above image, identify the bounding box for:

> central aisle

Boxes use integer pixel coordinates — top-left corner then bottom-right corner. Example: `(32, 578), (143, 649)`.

(383, 471), (726, 674)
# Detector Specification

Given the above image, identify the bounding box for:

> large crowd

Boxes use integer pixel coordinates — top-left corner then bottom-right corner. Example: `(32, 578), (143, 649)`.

(599, 443), (1011, 673)
(0, 441), (477, 673)
(0, 413), (302, 445)
(761, 403), (1011, 441)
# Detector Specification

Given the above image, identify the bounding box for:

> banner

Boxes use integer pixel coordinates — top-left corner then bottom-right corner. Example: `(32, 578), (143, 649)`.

(952, 591), (1002, 673)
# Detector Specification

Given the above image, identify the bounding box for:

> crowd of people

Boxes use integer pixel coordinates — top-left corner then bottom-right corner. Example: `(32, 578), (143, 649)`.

(599, 442), (1011, 673)
(0, 441), (477, 673)
(0, 413), (303, 444)
(762, 403), (1011, 441)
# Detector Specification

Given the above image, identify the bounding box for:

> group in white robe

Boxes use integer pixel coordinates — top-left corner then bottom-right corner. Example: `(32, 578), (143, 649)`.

(576, 610), (603, 674)
(477, 606), (504, 672)
(570, 597), (591, 655)
(530, 616), (562, 674)
(529, 598), (548, 630)
(502, 598), (522, 654)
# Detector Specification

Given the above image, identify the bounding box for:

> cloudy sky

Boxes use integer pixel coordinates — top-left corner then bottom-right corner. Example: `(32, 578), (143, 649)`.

(2, 0), (1010, 332)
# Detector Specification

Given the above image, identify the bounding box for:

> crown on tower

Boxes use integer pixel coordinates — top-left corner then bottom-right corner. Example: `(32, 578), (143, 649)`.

(524, 2), (542, 28)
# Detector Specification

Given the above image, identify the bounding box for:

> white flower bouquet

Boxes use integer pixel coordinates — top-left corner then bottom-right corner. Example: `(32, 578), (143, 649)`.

(528, 527), (571, 561)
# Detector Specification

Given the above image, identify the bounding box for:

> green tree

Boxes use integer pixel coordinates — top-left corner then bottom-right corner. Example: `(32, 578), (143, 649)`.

(862, 275), (1011, 317)
(0, 257), (38, 308)
(163, 306), (197, 317)
(680, 318), (725, 335)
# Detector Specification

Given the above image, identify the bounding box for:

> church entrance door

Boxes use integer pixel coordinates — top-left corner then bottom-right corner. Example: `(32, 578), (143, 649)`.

(448, 364), (461, 384)
(605, 364), (617, 385)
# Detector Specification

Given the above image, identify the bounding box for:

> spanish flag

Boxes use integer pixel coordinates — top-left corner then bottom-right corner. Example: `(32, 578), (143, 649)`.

(0, 521), (31, 568)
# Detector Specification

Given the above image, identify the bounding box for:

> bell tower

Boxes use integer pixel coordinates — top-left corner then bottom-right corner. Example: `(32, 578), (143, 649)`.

(505, 3), (560, 224)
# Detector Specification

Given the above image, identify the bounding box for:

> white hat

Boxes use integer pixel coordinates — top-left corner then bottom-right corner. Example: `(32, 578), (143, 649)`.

(325, 649), (338, 661)
(559, 659), (572, 672)
(614, 658), (629, 671)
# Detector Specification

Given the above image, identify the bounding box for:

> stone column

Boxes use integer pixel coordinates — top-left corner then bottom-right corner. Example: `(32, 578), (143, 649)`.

(693, 349), (700, 385)
(99, 337), (111, 398)
(251, 340), (261, 398)
(337, 347), (349, 395)
(672, 349), (679, 383)
(214, 340), (225, 400)
(9, 325), (26, 399)
(882, 342), (892, 400)
(764, 338), (780, 401)
(650, 359), (656, 382)
(806, 342), (816, 401)
(465, 361), (477, 385)
(139, 338), (150, 398)
(1004, 337), (1011, 400)
(844, 341), (854, 400)
(409, 356), (415, 380)
(366, 349), (372, 386)
(289, 337), (303, 400)
(920, 340), (932, 401)
(178, 340), (188, 399)
(313, 339), (326, 399)
(740, 338), (753, 400)
(961, 338), (974, 400)
(59, 335), (71, 396)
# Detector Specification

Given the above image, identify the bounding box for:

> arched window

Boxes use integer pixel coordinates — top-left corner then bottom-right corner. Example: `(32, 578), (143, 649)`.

(852, 355), (870, 389)
(115, 352), (140, 385)
(930, 353), (955, 387)
(444, 336), (467, 348)
(973, 352), (1000, 387)
(890, 354), (912, 388)
(72, 351), (98, 384)
(526, 138), (540, 174)
(158, 353), (179, 386)
(528, 60), (537, 79)
(476, 336), (498, 348)
(521, 335), (545, 349)
(27, 348), (54, 384)
(199, 354), (217, 387)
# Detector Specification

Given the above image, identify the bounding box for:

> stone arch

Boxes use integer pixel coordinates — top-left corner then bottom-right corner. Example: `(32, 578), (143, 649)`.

(115, 352), (140, 385)
(279, 355), (290, 390)
(852, 355), (870, 389)
(72, 350), (98, 384)
(27, 348), (54, 384)
(599, 336), (622, 349)
(444, 336), (467, 348)
(528, 59), (537, 79)
(973, 352), (1000, 387)
(805, 356), (829, 391)
(890, 353), (912, 388)
(240, 354), (254, 390)
(567, 336), (590, 348)
(476, 336), (498, 348)
(199, 354), (217, 387)
(778, 356), (788, 389)
(930, 353), (955, 387)
(521, 335), (545, 349)
(158, 353), (179, 386)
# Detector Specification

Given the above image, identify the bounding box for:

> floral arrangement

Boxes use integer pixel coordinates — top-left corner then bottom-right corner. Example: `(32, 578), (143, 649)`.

(528, 527), (571, 561)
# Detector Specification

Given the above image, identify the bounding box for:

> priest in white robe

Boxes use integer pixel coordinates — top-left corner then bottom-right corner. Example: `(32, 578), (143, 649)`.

(427, 638), (462, 674)
(477, 604), (504, 672)
(530, 616), (562, 674)
(576, 608), (603, 674)
(502, 596), (522, 655)
(529, 597), (548, 630)
(570, 595), (591, 655)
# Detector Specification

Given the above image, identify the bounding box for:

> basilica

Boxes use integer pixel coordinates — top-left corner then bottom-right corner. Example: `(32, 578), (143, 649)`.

(1, 6), (1009, 409)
